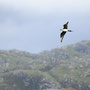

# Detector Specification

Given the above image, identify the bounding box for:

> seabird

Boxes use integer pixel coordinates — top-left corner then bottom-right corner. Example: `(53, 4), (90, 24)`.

(60, 22), (72, 42)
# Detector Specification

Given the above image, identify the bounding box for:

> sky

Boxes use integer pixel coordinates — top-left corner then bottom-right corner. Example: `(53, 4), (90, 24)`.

(0, 0), (90, 53)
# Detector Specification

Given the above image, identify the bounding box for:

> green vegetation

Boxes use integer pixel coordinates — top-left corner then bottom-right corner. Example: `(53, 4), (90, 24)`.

(0, 40), (90, 90)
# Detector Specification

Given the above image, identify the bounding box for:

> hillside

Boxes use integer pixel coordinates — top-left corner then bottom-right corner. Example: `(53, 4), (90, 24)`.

(0, 40), (90, 90)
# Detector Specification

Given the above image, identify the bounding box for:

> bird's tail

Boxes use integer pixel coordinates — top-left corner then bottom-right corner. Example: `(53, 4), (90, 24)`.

(60, 29), (63, 31)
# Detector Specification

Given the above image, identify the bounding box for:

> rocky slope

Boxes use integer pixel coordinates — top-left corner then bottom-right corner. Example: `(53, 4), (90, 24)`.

(0, 40), (90, 90)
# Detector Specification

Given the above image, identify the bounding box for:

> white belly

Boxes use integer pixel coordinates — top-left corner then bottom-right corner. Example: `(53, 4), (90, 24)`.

(62, 29), (68, 32)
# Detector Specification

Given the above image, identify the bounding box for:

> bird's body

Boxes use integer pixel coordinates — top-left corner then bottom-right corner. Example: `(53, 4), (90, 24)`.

(60, 22), (72, 42)
(61, 29), (68, 32)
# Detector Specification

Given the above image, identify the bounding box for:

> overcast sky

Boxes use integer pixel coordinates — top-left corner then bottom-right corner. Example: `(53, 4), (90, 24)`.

(0, 0), (90, 53)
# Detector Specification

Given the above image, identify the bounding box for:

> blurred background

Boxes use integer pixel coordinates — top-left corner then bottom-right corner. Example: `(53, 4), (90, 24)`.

(0, 0), (90, 53)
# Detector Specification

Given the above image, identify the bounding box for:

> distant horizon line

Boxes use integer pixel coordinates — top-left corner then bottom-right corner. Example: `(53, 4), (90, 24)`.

(0, 40), (89, 54)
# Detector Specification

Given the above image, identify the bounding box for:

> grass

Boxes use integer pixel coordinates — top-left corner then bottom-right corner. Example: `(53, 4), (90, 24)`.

(46, 88), (77, 90)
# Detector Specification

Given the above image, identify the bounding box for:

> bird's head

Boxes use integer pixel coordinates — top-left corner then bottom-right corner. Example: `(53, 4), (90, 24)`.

(68, 30), (72, 32)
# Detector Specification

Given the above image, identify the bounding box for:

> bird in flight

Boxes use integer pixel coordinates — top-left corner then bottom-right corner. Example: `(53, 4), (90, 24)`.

(60, 22), (72, 42)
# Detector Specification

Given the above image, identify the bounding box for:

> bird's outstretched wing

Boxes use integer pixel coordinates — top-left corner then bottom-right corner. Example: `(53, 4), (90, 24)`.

(60, 31), (66, 42)
(63, 22), (69, 29)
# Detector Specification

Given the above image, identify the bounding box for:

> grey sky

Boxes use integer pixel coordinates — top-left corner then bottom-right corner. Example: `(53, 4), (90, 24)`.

(0, 0), (90, 53)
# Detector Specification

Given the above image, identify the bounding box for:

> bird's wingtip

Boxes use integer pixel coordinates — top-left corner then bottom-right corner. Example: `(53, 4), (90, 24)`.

(67, 21), (69, 24)
(60, 37), (63, 42)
